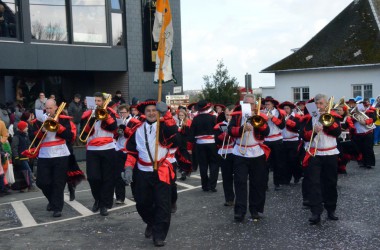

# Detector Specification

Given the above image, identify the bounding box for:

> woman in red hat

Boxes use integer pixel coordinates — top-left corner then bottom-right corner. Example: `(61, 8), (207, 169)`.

(279, 101), (302, 184)
(262, 96), (286, 190)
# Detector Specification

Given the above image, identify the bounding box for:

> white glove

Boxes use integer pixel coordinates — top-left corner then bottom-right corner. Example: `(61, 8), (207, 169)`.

(121, 167), (133, 185)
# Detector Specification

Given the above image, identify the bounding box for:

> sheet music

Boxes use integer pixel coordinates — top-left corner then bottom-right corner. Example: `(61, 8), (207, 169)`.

(86, 97), (96, 110)
(241, 103), (252, 126)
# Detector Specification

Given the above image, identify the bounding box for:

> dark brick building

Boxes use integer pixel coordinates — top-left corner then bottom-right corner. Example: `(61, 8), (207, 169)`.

(0, 0), (183, 109)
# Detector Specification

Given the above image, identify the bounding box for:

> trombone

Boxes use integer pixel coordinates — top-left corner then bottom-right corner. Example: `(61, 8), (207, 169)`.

(79, 94), (112, 143)
(28, 102), (66, 156)
(307, 96), (335, 157)
(239, 97), (266, 155)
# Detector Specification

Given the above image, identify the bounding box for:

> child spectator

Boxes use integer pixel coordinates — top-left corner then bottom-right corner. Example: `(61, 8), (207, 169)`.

(11, 121), (38, 192)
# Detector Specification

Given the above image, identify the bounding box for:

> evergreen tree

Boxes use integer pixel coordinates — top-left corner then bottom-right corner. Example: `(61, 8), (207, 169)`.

(200, 60), (240, 105)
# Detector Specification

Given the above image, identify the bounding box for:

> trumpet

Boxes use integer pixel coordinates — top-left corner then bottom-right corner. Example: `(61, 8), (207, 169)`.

(333, 97), (350, 110)
(28, 102), (66, 156)
(239, 97), (266, 155)
(307, 96), (335, 157)
(79, 94), (112, 143)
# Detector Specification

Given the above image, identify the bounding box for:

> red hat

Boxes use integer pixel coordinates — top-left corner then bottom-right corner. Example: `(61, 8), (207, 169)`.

(296, 101), (306, 106)
(262, 96), (279, 106)
(197, 100), (212, 111)
(278, 101), (296, 109)
(214, 104), (226, 110)
(187, 102), (197, 110)
(17, 121), (28, 131)
(137, 100), (157, 114)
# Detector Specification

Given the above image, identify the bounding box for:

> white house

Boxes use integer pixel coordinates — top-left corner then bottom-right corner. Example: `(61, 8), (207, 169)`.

(260, 0), (380, 102)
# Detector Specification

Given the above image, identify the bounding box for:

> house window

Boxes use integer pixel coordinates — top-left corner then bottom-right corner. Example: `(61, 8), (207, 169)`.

(30, 0), (68, 41)
(352, 84), (372, 99)
(293, 87), (309, 102)
(0, 0), (20, 39)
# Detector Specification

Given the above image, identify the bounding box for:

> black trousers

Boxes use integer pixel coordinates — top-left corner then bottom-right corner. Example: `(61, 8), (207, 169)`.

(353, 133), (376, 167)
(307, 155), (338, 215)
(192, 144), (199, 172)
(115, 151), (127, 201)
(86, 149), (116, 209)
(196, 143), (219, 190)
(171, 161), (178, 205)
(283, 141), (302, 184)
(264, 140), (285, 186)
(219, 154), (235, 202)
(233, 155), (267, 216)
(36, 156), (69, 212)
(135, 169), (171, 241)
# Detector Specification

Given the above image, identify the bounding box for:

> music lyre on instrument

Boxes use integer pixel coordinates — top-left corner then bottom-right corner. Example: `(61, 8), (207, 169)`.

(28, 102), (66, 156)
(307, 96), (335, 157)
(79, 94), (112, 143)
(221, 118), (231, 159)
(238, 97), (265, 155)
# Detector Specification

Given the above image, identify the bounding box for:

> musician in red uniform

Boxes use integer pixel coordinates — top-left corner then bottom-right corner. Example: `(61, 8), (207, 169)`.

(228, 94), (270, 222)
(302, 94), (341, 225)
(29, 99), (73, 217)
(214, 105), (235, 206)
(279, 101), (302, 184)
(80, 92), (118, 216)
(351, 99), (376, 169)
(262, 96), (286, 190)
(122, 100), (178, 247)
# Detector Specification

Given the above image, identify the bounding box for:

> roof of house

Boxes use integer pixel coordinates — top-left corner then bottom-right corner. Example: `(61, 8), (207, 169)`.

(262, 0), (380, 73)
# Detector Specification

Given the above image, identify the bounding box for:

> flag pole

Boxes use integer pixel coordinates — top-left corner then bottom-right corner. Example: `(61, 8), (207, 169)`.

(154, 0), (167, 171)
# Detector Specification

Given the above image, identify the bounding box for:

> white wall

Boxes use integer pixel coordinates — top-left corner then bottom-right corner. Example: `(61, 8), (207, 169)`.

(261, 66), (380, 102)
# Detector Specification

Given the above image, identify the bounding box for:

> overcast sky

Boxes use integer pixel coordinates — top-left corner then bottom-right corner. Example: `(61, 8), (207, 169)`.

(180, 0), (353, 90)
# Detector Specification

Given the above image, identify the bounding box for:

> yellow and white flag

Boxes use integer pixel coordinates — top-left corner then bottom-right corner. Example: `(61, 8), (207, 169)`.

(152, 0), (174, 83)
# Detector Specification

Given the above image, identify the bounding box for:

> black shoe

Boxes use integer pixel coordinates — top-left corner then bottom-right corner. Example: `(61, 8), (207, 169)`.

(46, 203), (53, 211)
(202, 188), (209, 192)
(234, 214), (244, 222)
(179, 172), (187, 181)
(308, 214), (321, 225)
(92, 200), (99, 212)
(251, 212), (260, 221)
(145, 224), (153, 238)
(53, 211), (62, 217)
(100, 207), (109, 216)
(274, 185), (281, 191)
(171, 203), (177, 213)
(327, 212), (339, 221)
(366, 165), (373, 169)
(69, 189), (75, 201)
(224, 201), (234, 207)
(153, 239), (165, 247)
(210, 188), (217, 192)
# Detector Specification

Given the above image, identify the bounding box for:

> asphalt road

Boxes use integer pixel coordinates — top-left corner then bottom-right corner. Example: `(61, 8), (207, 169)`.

(1, 148), (380, 250)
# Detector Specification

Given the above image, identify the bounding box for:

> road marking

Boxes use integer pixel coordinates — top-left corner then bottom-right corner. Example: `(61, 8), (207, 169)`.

(176, 181), (196, 189)
(0, 180), (222, 232)
(64, 195), (94, 216)
(190, 175), (201, 179)
(11, 201), (37, 227)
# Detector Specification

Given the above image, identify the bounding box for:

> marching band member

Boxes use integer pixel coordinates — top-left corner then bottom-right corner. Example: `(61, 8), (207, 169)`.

(122, 100), (178, 247)
(228, 94), (270, 222)
(351, 99), (376, 169)
(346, 98), (356, 110)
(114, 104), (132, 204)
(262, 96), (286, 190)
(189, 100), (219, 192)
(279, 101), (302, 184)
(214, 104), (226, 123)
(187, 102), (199, 172)
(80, 92), (118, 216)
(302, 94), (341, 225)
(373, 95), (380, 145)
(296, 101), (306, 115)
(28, 99), (73, 217)
(214, 105), (235, 206)
(335, 103), (359, 174)
(175, 109), (193, 180)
